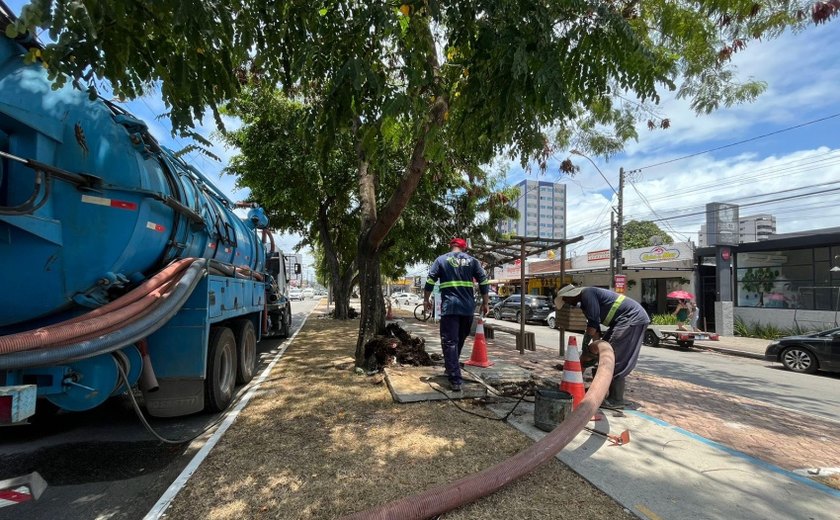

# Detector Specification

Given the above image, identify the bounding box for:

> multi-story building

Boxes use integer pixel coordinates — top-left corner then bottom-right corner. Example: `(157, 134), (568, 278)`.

(739, 214), (776, 243)
(698, 214), (776, 246)
(498, 180), (566, 240)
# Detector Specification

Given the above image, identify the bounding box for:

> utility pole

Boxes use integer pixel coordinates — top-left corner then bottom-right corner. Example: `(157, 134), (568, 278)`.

(609, 211), (615, 290)
(616, 167), (625, 278)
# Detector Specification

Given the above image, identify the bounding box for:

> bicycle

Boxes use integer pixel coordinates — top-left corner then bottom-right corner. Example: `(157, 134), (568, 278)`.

(414, 302), (432, 322)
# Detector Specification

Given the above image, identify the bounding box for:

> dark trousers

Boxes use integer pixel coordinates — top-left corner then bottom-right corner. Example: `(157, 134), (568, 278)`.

(439, 314), (473, 385)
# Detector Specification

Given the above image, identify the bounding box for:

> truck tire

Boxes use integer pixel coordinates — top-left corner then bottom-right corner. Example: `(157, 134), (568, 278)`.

(233, 320), (257, 385)
(205, 327), (237, 412)
(279, 303), (292, 338)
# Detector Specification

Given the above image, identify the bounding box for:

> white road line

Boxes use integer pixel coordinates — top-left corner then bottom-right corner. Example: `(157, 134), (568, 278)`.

(143, 308), (314, 520)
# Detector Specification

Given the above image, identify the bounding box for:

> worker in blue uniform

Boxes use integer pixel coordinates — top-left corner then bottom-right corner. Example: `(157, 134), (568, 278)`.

(424, 238), (490, 392)
(555, 284), (650, 409)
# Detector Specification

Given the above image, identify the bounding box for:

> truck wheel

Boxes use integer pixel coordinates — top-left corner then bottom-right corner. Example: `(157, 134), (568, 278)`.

(643, 330), (660, 348)
(279, 304), (291, 338)
(205, 327), (237, 412)
(233, 320), (257, 385)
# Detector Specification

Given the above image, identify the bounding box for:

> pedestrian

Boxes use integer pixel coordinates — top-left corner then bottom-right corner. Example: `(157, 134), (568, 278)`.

(673, 299), (689, 331)
(424, 238), (490, 392)
(689, 300), (702, 332)
(554, 285), (650, 409)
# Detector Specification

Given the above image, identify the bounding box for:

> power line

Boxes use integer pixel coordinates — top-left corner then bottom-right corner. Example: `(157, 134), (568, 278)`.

(630, 150), (840, 207)
(629, 112), (840, 172)
(623, 177), (840, 225)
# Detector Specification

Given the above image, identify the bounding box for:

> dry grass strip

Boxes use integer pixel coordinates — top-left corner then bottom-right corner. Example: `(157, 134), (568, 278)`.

(166, 313), (631, 519)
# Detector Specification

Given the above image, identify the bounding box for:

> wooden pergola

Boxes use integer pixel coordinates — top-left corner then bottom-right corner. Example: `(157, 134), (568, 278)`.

(470, 235), (583, 355)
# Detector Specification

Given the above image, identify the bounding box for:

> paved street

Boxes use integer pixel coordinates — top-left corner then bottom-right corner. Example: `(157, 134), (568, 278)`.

(477, 315), (840, 423)
(0, 300), (318, 520)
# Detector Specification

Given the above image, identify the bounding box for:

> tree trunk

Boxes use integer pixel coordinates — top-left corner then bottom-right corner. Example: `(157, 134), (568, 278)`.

(354, 243), (384, 365)
(316, 202), (354, 319)
(331, 267), (354, 320)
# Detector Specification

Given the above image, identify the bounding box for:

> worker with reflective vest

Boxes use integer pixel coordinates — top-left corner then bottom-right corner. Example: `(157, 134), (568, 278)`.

(555, 285), (650, 409)
(424, 238), (490, 392)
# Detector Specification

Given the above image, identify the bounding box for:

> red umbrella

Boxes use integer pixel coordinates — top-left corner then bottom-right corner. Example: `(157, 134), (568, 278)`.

(667, 290), (694, 300)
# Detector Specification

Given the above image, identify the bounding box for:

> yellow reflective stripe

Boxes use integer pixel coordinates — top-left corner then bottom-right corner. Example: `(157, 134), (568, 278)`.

(603, 294), (625, 326)
(439, 280), (475, 289)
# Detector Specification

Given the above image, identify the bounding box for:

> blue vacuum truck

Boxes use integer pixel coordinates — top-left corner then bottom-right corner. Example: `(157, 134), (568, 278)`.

(0, 10), (295, 425)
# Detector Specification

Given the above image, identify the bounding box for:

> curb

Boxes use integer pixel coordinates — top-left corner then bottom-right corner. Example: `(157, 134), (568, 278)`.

(143, 306), (315, 520)
(695, 344), (766, 360)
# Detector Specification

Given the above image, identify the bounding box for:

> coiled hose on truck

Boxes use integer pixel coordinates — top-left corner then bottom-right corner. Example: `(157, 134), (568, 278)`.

(341, 342), (616, 520)
(0, 258), (195, 353)
(0, 259), (206, 370)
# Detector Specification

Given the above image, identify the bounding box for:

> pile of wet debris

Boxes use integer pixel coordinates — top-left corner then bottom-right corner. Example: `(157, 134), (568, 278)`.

(363, 323), (442, 371)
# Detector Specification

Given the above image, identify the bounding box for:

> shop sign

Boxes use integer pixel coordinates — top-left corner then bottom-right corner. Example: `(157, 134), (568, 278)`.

(639, 246), (681, 263)
(587, 249), (611, 262)
(614, 274), (627, 294)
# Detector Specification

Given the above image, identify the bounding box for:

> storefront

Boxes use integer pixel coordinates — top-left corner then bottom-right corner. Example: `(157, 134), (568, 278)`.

(493, 243), (696, 315)
(695, 227), (840, 331)
(566, 243), (696, 315)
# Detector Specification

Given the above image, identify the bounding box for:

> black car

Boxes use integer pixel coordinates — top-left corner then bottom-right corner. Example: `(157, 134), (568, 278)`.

(491, 295), (553, 323)
(475, 294), (502, 314)
(764, 327), (840, 374)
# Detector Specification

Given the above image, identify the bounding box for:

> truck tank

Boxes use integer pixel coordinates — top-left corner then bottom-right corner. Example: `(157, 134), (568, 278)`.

(0, 18), (284, 418)
(0, 32), (266, 330)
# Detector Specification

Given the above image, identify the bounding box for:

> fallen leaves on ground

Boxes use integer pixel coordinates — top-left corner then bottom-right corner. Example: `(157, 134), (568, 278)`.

(165, 310), (632, 519)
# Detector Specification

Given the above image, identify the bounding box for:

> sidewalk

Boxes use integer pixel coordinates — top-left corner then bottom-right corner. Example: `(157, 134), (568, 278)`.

(397, 316), (840, 518)
(695, 334), (769, 359)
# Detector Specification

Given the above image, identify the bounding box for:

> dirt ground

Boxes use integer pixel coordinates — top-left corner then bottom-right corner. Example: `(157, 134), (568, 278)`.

(815, 473), (840, 490)
(165, 310), (632, 519)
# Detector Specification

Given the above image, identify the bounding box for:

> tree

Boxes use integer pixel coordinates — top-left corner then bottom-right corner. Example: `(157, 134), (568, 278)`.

(622, 220), (675, 250)
(223, 91), (359, 319)
(12, 0), (838, 361)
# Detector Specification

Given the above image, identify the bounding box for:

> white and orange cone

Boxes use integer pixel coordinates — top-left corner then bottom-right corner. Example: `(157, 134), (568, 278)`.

(559, 336), (585, 409)
(465, 318), (494, 367)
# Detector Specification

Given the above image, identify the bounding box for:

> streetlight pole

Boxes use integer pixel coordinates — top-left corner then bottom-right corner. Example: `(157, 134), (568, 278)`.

(610, 211), (615, 290)
(616, 167), (625, 277)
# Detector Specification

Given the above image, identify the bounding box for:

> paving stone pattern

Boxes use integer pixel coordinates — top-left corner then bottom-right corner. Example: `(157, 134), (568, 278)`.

(395, 313), (840, 472)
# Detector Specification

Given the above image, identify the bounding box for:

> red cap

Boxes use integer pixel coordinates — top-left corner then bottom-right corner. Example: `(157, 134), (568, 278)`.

(450, 237), (467, 250)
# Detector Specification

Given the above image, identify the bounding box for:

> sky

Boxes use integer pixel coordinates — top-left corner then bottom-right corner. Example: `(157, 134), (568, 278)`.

(501, 21), (840, 258)
(7, 1), (840, 271)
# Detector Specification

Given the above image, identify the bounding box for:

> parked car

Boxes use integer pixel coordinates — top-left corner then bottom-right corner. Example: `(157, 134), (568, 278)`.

(491, 295), (553, 324)
(547, 310), (556, 329)
(475, 293), (502, 315)
(764, 327), (840, 374)
(289, 289), (304, 301)
(391, 292), (421, 305)
(302, 288), (315, 299)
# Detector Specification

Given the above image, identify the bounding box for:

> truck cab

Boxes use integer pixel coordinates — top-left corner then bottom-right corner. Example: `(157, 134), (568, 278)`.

(264, 252), (299, 337)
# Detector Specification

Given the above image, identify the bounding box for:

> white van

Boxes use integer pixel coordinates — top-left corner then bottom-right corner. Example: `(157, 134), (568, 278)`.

(302, 288), (315, 299)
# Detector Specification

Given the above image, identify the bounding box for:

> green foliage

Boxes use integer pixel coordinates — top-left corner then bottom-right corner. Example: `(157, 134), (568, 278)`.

(623, 220), (675, 250)
(741, 267), (779, 295)
(9, 0), (836, 153)
(651, 313), (679, 326)
(733, 317), (823, 339)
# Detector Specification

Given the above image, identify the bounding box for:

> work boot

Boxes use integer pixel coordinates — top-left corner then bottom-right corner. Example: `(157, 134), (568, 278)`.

(600, 377), (626, 410)
(450, 383), (462, 392)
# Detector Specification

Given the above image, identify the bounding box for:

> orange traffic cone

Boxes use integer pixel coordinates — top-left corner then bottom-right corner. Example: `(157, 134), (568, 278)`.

(465, 318), (494, 367)
(559, 336), (585, 409)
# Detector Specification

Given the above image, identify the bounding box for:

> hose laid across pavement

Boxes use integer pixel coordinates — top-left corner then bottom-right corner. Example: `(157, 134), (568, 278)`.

(341, 341), (616, 520)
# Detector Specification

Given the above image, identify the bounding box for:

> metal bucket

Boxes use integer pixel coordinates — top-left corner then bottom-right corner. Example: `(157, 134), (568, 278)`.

(534, 388), (573, 432)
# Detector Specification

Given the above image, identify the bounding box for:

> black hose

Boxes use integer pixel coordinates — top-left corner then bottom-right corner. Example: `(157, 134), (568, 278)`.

(0, 259), (206, 370)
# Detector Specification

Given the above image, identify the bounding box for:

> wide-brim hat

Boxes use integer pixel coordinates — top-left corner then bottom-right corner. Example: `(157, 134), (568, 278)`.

(556, 284), (585, 299)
